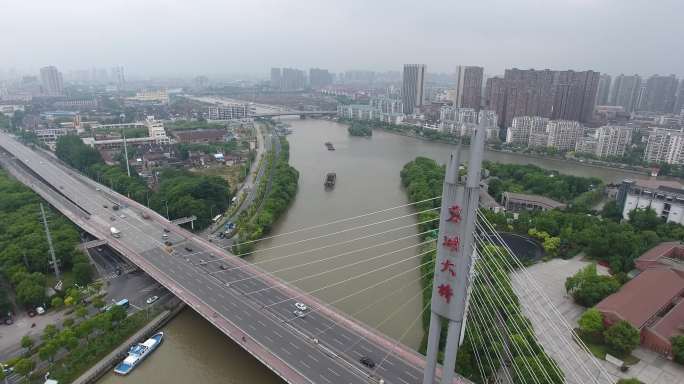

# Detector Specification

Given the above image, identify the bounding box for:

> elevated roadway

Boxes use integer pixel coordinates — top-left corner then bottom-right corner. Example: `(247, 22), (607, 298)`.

(0, 132), (466, 384)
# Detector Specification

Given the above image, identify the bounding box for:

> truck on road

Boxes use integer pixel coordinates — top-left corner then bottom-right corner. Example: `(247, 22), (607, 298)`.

(110, 227), (121, 238)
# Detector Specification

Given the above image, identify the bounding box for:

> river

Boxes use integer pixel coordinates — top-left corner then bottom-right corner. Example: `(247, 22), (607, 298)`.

(98, 118), (643, 384)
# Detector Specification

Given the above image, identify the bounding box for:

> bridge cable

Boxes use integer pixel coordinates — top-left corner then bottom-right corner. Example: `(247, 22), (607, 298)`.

(474, 218), (608, 383)
(225, 195), (442, 247)
(205, 217), (438, 269)
(476, 212), (614, 382)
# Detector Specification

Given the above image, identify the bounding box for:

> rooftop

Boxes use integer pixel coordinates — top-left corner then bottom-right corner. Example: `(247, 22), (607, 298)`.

(502, 192), (566, 209)
(596, 268), (684, 329)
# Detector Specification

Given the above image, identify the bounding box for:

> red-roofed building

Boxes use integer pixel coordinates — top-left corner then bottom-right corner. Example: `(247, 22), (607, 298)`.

(596, 242), (684, 356)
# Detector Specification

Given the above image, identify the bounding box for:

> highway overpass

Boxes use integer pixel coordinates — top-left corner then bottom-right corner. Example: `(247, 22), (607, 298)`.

(0, 132), (466, 384)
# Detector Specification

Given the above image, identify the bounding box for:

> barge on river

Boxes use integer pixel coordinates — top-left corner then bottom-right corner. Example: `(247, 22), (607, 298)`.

(114, 332), (164, 375)
(325, 142), (335, 150)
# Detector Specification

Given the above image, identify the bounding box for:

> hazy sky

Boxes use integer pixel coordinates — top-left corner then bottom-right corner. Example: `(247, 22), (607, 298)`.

(3, 0), (683, 78)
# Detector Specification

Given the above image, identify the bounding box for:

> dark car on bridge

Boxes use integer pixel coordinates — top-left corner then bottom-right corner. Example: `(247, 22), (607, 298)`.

(359, 356), (375, 368)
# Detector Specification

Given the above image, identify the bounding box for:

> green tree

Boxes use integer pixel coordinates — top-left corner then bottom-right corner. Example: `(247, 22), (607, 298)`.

(604, 320), (640, 355)
(15, 277), (46, 307)
(601, 200), (624, 222)
(671, 335), (684, 364)
(38, 341), (58, 363)
(109, 304), (127, 323)
(42, 324), (58, 340)
(565, 264), (621, 307)
(578, 308), (604, 337)
(20, 335), (33, 354)
(616, 379), (643, 384)
(13, 358), (34, 382)
(75, 305), (88, 319)
(72, 262), (92, 285)
(50, 296), (63, 309)
(511, 354), (564, 384)
(628, 208), (662, 231)
(92, 296), (105, 309)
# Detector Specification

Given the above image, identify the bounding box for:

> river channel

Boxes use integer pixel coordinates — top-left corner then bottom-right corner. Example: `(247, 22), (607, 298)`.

(99, 118), (644, 384)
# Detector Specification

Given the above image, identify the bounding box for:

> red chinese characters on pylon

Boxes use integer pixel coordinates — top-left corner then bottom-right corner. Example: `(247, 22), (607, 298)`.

(440, 259), (456, 277)
(437, 283), (454, 303)
(442, 235), (460, 252)
(447, 204), (462, 223)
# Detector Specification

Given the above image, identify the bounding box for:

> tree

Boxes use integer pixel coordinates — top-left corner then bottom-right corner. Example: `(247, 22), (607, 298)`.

(75, 305), (88, 319)
(72, 262), (92, 285)
(13, 358), (34, 382)
(50, 296), (63, 309)
(601, 200), (624, 222)
(578, 308), (604, 338)
(616, 379), (643, 384)
(92, 296), (105, 309)
(15, 278), (45, 307)
(42, 324), (58, 340)
(628, 208), (662, 231)
(109, 304), (127, 323)
(511, 353), (564, 384)
(604, 320), (640, 355)
(38, 341), (58, 363)
(20, 335), (33, 354)
(672, 335), (684, 364)
(565, 264), (621, 307)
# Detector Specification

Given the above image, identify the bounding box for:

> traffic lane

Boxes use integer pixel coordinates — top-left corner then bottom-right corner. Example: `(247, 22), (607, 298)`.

(143, 248), (368, 384)
(192, 250), (428, 384)
(189, 250), (423, 384)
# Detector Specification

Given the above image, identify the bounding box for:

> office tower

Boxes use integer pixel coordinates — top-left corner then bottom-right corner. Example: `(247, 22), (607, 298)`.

(546, 120), (584, 151)
(596, 74), (611, 106)
(40, 66), (64, 96)
(644, 128), (684, 165)
(595, 125), (632, 158)
(453, 66), (483, 110)
(270, 68), (282, 89)
(505, 116), (549, 145)
(309, 68), (333, 89)
(111, 66), (125, 90)
(641, 75), (679, 113)
(610, 74), (641, 113)
(402, 64), (426, 114)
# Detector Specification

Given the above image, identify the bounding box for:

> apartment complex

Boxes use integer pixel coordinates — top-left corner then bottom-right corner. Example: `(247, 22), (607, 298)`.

(546, 120), (584, 151)
(452, 66), (483, 110)
(596, 74), (611, 105)
(486, 68), (599, 128)
(610, 74), (641, 113)
(643, 128), (684, 165)
(207, 104), (252, 120)
(402, 64), (426, 114)
(594, 125), (632, 158)
(369, 97), (403, 114)
(309, 68), (333, 89)
(640, 75), (679, 113)
(505, 116), (549, 146)
(270, 68), (306, 90)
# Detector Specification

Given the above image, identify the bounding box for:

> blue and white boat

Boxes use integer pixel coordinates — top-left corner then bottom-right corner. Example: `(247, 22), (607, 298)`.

(114, 332), (164, 375)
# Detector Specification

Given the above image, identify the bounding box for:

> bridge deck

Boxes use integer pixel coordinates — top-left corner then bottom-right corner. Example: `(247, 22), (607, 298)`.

(0, 132), (467, 384)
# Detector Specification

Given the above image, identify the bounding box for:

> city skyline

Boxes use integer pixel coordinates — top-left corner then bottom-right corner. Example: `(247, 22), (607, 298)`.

(1, 0), (683, 78)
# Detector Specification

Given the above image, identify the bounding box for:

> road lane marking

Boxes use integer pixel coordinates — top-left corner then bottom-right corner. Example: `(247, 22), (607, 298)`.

(405, 370), (420, 380)
(307, 354), (319, 362)
(247, 324), (256, 331)
(257, 320), (267, 327)
(397, 377), (411, 384)
(264, 335), (274, 343)
(272, 330), (284, 338)
(327, 368), (340, 377)
(319, 375), (332, 384)
(280, 347), (292, 356)
(288, 341), (300, 350)
(299, 360), (311, 369)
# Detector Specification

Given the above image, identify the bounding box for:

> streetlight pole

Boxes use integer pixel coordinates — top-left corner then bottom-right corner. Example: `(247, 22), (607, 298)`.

(162, 200), (169, 220)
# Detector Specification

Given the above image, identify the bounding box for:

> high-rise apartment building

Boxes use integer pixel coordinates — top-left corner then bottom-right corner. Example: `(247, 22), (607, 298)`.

(640, 75), (679, 113)
(270, 68), (282, 89)
(452, 66), (483, 110)
(596, 74), (611, 106)
(281, 68), (306, 90)
(610, 74), (641, 113)
(111, 66), (125, 90)
(505, 116), (549, 146)
(40, 66), (64, 96)
(546, 120), (584, 151)
(402, 64), (426, 114)
(309, 68), (333, 89)
(644, 128), (684, 165)
(595, 125), (632, 158)
(487, 68), (598, 128)
(675, 82), (684, 115)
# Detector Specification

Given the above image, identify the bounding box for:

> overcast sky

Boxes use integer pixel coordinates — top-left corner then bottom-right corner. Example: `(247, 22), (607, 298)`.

(2, 0), (683, 79)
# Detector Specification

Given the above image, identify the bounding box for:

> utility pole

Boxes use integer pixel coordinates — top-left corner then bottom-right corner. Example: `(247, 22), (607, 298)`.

(39, 203), (60, 280)
(422, 123), (486, 384)
(122, 128), (131, 177)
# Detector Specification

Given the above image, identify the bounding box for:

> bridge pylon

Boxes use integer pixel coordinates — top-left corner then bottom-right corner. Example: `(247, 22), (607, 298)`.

(422, 123), (486, 384)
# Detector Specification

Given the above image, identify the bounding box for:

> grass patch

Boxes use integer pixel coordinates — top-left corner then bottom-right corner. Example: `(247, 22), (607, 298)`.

(577, 331), (640, 366)
(191, 164), (243, 193)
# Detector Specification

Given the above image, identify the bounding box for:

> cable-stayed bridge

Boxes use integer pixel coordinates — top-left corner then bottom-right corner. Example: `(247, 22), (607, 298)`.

(0, 127), (617, 384)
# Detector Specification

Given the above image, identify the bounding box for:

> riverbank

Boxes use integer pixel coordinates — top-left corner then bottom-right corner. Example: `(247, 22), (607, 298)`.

(371, 125), (651, 177)
(72, 299), (185, 384)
